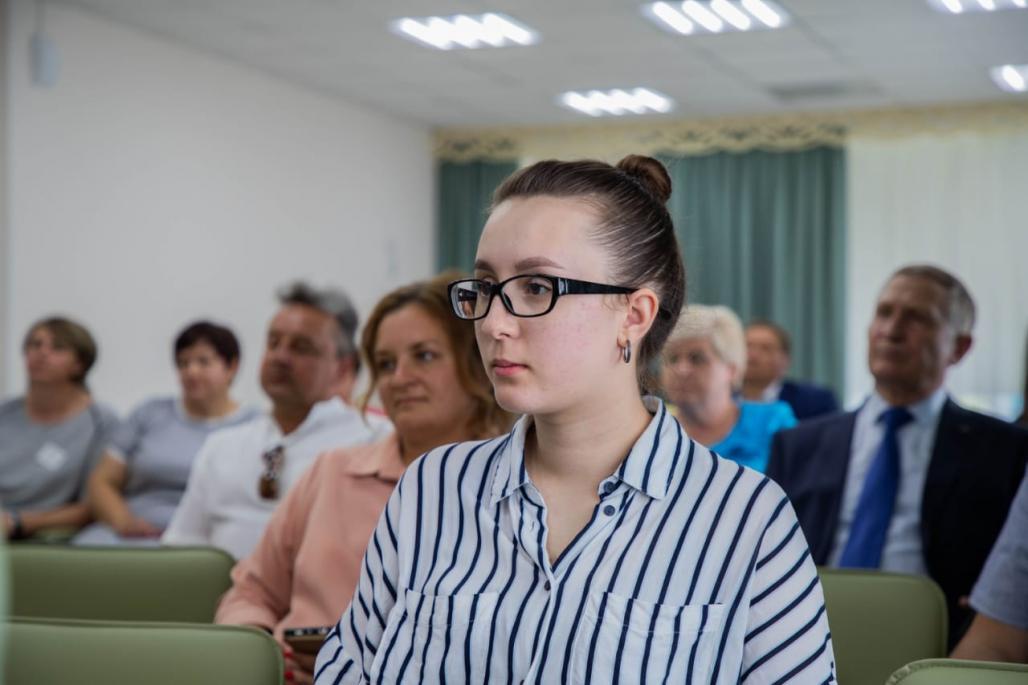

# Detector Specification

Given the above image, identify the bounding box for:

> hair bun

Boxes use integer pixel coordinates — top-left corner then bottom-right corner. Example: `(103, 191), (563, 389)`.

(616, 154), (672, 204)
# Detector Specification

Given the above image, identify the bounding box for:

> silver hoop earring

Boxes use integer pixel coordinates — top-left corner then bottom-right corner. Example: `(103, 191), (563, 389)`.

(622, 340), (632, 364)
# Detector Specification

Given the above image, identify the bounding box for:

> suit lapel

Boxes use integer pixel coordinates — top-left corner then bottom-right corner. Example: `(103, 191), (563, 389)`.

(921, 400), (967, 553)
(810, 412), (857, 563)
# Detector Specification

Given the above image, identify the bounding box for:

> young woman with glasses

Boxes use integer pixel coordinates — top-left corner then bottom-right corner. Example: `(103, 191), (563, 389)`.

(315, 156), (835, 684)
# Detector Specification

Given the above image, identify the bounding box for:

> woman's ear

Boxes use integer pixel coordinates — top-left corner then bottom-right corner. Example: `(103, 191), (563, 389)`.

(621, 287), (660, 346)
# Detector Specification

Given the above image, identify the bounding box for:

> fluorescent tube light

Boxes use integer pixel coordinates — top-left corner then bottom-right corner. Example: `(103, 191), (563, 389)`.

(928, 0), (1025, 11)
(682, 1), (725, 32)
(559, 88), (674, 117)
(651, 2), (695, 33)
(741, 0), (783, 27)
(392, 13), (538, 50)
(710, 0), (753, 29)
(991, 64), (1028, 92)
(645, 1), (788, 34)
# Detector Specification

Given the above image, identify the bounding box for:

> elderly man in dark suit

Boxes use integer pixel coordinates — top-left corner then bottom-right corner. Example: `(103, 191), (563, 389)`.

(742, 320), (839, 420)
(767, 264), (1028, 646)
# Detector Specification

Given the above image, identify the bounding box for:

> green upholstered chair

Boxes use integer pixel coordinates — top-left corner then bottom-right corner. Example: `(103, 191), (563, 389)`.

(886, 658), (1028, 684)
(5, 618), (283, 685)
(819, 568), (948, 685)
(9, 545), (234, 622)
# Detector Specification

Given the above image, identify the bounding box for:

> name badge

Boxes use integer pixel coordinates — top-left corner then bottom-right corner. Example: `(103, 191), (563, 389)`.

(36, 442), (68, 472)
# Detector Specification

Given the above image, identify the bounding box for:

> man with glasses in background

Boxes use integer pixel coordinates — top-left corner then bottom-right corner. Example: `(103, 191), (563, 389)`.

(163, 283), (390, 559)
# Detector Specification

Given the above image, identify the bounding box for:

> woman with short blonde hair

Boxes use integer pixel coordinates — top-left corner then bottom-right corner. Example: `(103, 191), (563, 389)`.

(662, 303), (796, 472)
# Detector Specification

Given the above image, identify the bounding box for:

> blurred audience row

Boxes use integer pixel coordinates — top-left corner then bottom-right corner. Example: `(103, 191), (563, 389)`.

(2, 262), (1026, 678)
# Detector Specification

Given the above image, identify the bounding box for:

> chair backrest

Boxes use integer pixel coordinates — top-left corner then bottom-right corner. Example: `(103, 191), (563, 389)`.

(9, 545), (234, 622)
(819, 568), (948, 685)
(5, 618), (283, 685)
(887, 658), (1028, 684)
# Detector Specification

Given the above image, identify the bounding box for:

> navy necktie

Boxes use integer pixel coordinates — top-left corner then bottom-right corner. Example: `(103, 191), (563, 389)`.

(839, 406), (915, 569)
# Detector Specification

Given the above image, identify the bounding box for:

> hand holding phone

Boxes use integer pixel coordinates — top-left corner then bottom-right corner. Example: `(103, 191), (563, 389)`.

(283, 626), (330, 656)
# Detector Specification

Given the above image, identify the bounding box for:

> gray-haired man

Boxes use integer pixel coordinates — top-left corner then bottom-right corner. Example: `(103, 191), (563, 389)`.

(163, 282), (391, 559)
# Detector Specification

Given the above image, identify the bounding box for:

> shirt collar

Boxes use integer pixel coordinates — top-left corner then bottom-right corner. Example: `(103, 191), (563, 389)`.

(864, 387), (948, 426)
(761, 380), (784, 403)
(269, 396), (354, 444)
(340, 432), (406, 482)
(489, 396), (682, 506)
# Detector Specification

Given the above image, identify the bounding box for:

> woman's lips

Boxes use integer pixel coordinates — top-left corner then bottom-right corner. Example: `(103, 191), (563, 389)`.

(492, 359), (527, 377)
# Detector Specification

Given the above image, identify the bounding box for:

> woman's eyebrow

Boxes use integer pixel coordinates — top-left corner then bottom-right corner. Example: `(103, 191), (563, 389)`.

(473, 256), (565, 273)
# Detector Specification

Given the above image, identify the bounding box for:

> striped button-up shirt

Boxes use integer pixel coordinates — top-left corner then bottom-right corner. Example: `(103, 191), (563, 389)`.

(315, 398), (835, 684)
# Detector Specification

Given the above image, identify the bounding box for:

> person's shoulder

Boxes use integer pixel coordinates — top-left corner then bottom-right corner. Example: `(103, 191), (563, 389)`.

(741, 400), (793, 421)
(90, 401), (122, 427)
(128, 396), (176, 422)
(0, 396), (24, 419)
(200, 412), (266, 449)
(693, 439), (789, 507)
(776, 408), (853, 444)
(943, 401), (1028, 442)
(398, 434), (512, 496)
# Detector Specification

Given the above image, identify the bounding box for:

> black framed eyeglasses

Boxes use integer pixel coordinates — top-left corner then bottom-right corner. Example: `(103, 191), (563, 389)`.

(448, 274), (635, 321)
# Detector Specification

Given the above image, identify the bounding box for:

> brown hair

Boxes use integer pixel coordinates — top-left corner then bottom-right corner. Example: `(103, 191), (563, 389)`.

(359, 272), (512, 440)
(748, 319), (792, 356)
(492, 155), (686, 391)
(23, 316), (98, 386)
(890, 264), (976, 335)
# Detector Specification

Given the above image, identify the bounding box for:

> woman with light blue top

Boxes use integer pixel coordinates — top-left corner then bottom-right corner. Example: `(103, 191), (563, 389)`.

(662, 304), (796, 472)
(74, 321), (257, 546)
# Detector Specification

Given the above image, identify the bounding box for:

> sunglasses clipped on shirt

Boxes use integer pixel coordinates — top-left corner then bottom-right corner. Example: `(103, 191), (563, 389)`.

(258, 445), (284, 500)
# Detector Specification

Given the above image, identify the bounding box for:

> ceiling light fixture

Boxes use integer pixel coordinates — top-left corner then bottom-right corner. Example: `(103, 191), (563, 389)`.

(392, 13), (538, 50)
(650, 2), (695, 33)
(928, 0), (1026, 12)
(682, 1), (725, 32)
(741, 0), (784, 27)
(559, 88), (674, 117)
(644, 0), (789, 35)
(710, 0), (753, 29)
(991, 64), (1028, 92)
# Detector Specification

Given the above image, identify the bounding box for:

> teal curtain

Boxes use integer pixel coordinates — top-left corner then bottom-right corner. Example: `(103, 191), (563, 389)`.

(436, 160), (518, 272)
(662, 147), (846, 394)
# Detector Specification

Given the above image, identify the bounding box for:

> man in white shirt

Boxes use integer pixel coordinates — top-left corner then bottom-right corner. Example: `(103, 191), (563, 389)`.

(163, 283), (391, 559)
(768, 264), (1028, 646)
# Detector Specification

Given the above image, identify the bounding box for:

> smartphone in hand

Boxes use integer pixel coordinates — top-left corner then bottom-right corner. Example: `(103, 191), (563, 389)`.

(283, 626), (331, 655)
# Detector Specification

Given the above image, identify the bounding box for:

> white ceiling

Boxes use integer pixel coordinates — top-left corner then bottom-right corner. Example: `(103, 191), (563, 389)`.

(60, 0), (1028, 127)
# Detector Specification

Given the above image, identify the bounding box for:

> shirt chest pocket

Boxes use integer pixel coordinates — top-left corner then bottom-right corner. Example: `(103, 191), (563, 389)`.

(371, 589), (499, 684)
(570, 591), (725, 684)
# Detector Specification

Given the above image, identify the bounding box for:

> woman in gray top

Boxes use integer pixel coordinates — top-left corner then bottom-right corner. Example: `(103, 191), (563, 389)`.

(1, 317), (119, 539)
(75, 321), (257, 546)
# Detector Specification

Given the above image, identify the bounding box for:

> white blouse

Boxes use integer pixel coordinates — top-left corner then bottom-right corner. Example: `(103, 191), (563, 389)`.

(315, 399), (836, 684)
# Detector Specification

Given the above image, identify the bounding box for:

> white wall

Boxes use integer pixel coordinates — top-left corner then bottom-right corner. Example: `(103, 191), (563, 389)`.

(845, 130), (1028, 418)
(4, 0), (435, 413)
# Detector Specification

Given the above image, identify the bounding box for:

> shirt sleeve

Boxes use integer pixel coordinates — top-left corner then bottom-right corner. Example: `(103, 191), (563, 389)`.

(740, 486), (836, 683)
(106, 399), (152, 463)
(74, 403), (123, 500)
(161, 435), (216, 547)
(314, 474), (404, 684)
(970, 473), (1028, 630)
(215, 455), (323, 631)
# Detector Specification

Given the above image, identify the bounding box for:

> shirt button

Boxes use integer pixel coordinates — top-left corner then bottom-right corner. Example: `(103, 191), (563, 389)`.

(544, 580), (552, 591)
(603, 504), (616, 516)
(603, 481), (616, 494)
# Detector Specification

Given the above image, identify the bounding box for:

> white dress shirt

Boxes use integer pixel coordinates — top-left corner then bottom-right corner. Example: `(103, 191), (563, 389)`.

(316, 398), (835, 684)
(829, 388), (947, 574)
(760, 379), (784, 403)
(163, 397), (392, 559)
